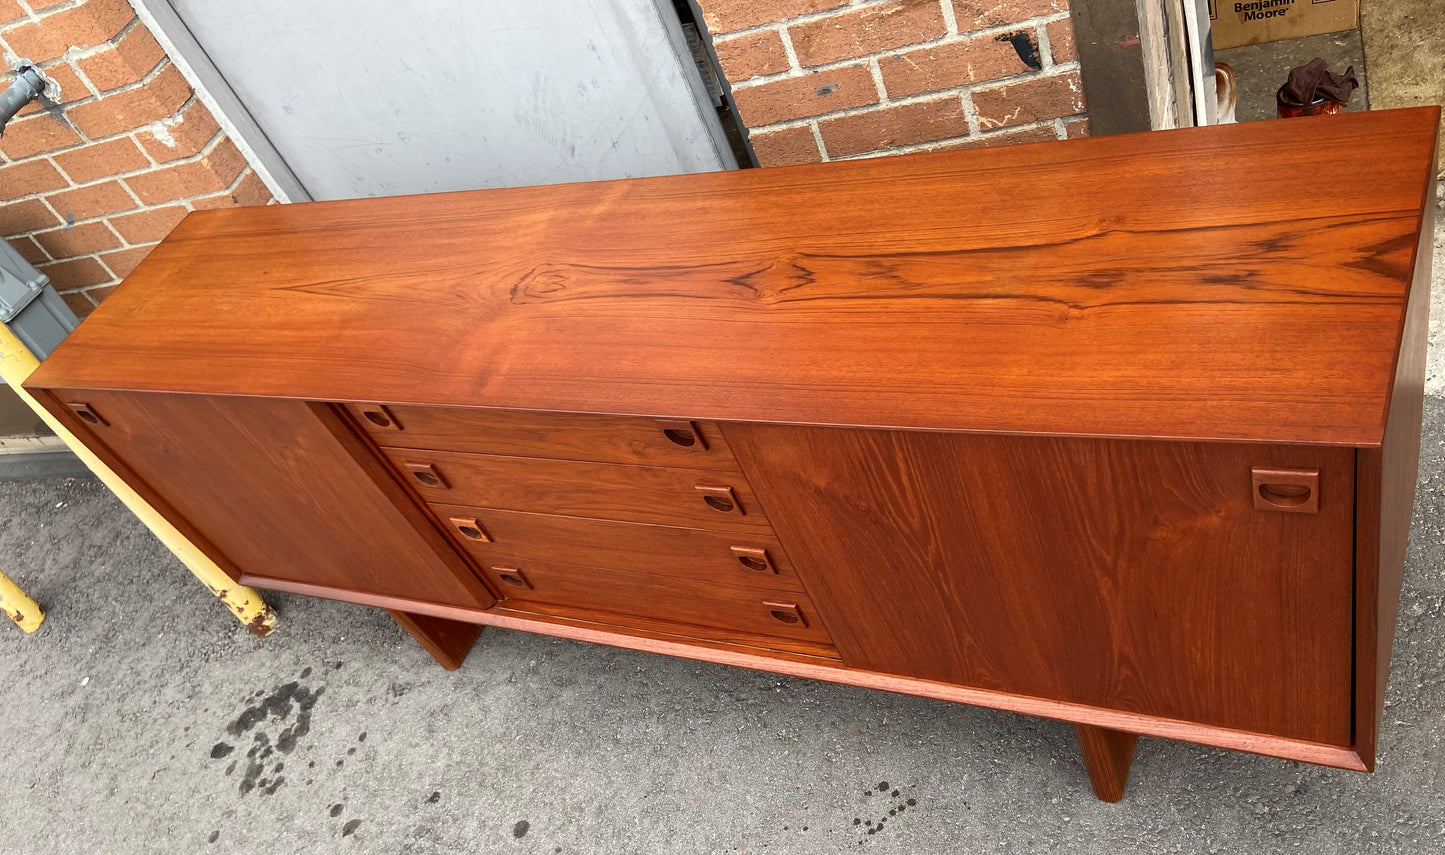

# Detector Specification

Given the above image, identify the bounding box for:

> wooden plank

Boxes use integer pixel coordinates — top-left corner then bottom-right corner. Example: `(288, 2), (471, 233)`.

(1353, 176), (1436, 769)
(726, 424), (1357, 745)
(28, 109), (1440, 447)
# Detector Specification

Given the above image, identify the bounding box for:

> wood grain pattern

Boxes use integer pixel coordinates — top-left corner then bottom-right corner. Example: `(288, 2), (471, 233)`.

(1075, 725), (1138, 802)
(383, 448), (775, 532)
(725, 423), (1356, 745)
(346, 404), (742, 471)
(427, 504), (806, 592)
(1354, 175), (1436, 769)
(28, 109), (1440, 446)
(387, 610), (483, 670)
(42, 390), (494, 609)
(475, 555), (836, 649)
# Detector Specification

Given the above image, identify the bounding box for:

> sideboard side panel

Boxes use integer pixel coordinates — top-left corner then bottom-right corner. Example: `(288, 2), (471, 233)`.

(1354, 178), (1435, 769)
(40, 390), (494, 610)
(727, 424), (1355, 745)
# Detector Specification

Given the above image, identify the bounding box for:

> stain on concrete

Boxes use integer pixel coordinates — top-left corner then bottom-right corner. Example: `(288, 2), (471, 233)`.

(514, 819), (530, 839)
(342, 819), (361, 837)
(208, 830), (219, 844)
(229, 677), (323, 745)
(427, 790), (441, 804)
(330, 803), (344, 817)
(213, 668), (321, 797)
(853, 781), (920, 843)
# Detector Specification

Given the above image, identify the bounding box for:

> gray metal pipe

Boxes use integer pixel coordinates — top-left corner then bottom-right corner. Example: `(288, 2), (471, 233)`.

(1, 64), (48, 132)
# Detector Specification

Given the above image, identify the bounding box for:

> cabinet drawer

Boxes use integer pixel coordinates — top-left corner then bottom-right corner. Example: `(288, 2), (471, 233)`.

(386, 449), (774, 533)
(431, 505), (804, 592)
(348, 403), (739, 471)
(478, 557), (834, 649)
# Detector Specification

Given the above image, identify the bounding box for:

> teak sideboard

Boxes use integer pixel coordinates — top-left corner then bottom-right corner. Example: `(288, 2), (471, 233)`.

(26, 108), (1439, 801)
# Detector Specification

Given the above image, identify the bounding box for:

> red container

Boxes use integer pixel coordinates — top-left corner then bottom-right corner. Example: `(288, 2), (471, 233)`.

(1277, 86), (1345, 118)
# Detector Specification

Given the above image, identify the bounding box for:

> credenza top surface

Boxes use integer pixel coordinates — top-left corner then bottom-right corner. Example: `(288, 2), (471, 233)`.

(29, 108), (1440, 446)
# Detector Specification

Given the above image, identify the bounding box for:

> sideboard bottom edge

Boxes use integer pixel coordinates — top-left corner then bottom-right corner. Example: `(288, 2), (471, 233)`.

(241, 572), (1367, 773)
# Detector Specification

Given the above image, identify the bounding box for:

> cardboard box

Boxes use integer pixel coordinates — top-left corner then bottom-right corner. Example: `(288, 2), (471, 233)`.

(1209, 0), (1359, 50)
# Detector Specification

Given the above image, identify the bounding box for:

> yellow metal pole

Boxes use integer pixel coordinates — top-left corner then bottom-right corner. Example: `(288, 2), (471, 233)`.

(0, 325), (277, 636)
(0, 567), (43, 633)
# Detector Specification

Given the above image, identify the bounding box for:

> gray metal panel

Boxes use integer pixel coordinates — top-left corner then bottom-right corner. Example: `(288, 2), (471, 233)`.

(1072, 0), (1156, 135)
(1, 238), (79, 364)
(167, 0), (729, 200)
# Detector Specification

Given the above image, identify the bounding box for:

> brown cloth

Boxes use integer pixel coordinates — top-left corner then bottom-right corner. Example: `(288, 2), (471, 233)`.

(1281, 58), (1359, 106)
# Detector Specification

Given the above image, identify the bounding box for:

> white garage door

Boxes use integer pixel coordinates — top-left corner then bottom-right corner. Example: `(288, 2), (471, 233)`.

(153, 0), (734, 200)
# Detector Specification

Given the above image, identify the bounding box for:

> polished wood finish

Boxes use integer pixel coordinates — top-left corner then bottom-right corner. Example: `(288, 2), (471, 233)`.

(42, 391), (493, 608)
(1250, 467), (1320, 514)
(348, 404), (741, 471)
(476, 555), (835, 650)
(1075, 725), (1138, 803)
(428, 504), (805, 592)
(25, 111), (1439, 799)
(445, 515), (492, 543)
(28, 109), (1440, 449)
(1354, 176), (1436, 770)
(384, 448), (774, 532)
(387, 610), (483, 671)
(726, 424), (1356, 745)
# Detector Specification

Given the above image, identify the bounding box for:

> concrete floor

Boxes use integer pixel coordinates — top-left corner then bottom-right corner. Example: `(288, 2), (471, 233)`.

(1215, 29), (1368, 123)
(0, 189), (1443, 853)
(1362, 0), (1445, 177)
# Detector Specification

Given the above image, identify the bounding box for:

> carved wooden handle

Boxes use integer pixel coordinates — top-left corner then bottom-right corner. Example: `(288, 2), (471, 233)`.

(657, 419), (707, 451)
(730, 546), (776, 574)
(763, 601), (806, 627)
(65, 402), (107, 427)
(490, 566), (532, 590)
(358, 404), (402, 430)
(448, 516), (491, 542)
(404, 461), (448, 489)
(695, 484), (742, 515)
(1251, 467), (1319, 513)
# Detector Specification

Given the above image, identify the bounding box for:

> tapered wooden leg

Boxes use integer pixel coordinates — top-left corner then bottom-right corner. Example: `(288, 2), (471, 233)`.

(388, 610), (483, 670)
(1074, 724), (1138, 802)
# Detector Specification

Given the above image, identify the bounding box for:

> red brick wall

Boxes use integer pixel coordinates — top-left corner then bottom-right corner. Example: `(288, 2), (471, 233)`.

(0, 0), (272, 318)
(698, 0), (1088, 165)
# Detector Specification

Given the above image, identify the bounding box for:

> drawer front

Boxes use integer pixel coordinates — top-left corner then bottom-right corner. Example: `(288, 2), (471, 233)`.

(431, 505), (804, 592)
(386, 449), (774, 533)
(478, 557), (833, 648)
(348, 403), (739, 471)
